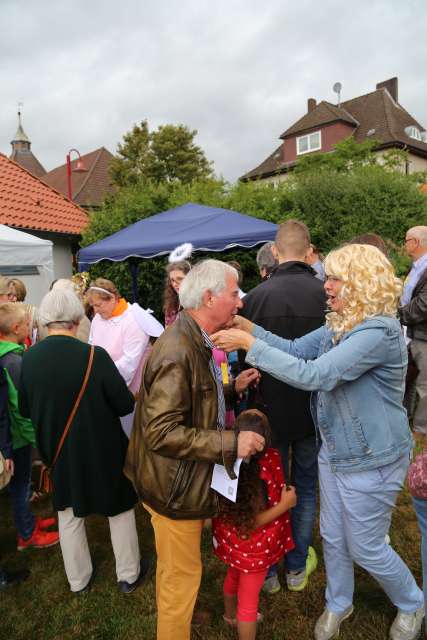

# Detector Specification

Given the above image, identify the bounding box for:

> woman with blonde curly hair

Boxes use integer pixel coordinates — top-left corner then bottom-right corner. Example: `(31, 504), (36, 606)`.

(212, 244), (424, 640)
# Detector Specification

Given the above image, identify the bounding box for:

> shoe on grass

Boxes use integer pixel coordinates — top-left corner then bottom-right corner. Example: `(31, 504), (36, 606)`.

(36, 516), (57, 530)
(17, 527), (59, 551)
(118, 556), (153, 594)
(389, 604), (425, 640)
(287, 546), (318, 591)
(314, 606), (354, 640)
(0, 568), (30, 590)
(262, 574), (281, 594)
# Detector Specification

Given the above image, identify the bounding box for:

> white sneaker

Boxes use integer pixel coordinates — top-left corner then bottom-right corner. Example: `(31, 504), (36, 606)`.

(389, 605), (425, 640)
(314, 606), (354, 640)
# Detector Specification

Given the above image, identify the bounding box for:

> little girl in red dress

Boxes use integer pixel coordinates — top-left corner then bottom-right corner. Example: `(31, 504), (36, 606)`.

(212, 409), (296, 640)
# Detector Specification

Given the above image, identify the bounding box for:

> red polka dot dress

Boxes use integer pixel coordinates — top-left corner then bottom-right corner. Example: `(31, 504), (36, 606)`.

(212, 449), (294, 573)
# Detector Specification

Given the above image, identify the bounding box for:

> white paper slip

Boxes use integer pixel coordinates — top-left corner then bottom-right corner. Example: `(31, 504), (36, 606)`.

(210, 457), (243, 502)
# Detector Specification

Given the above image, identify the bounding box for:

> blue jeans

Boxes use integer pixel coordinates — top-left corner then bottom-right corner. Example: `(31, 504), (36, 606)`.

(413, 496), (427, 631)
(9, 445), (36, 540)
(269, 434), (319, 575)
(319, 444), (423, 613)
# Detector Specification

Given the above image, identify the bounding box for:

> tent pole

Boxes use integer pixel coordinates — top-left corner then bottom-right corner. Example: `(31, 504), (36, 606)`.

(129, 261), (139, 303)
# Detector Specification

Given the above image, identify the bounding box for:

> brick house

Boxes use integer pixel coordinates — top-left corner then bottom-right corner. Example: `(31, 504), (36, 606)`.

(42, 146), (116, 209)
(241, 77), (427, 183)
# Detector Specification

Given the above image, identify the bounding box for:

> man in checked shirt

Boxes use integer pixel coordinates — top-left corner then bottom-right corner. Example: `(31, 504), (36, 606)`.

(125, 259), (262, 640)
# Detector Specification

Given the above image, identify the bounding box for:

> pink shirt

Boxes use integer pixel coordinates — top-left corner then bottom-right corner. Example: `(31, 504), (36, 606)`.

(89, 305), (149, 395)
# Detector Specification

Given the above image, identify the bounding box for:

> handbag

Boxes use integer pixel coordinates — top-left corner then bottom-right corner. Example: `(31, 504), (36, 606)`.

(39, 346), (94, 494)
(407, 447), (427, 499)
(0, 450), (12, 490)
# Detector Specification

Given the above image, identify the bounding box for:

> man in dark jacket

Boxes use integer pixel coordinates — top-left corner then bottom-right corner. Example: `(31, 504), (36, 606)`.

(241, 219), (326, 594)
(125, 260), (264, 640)
(399, 226), (427, 439)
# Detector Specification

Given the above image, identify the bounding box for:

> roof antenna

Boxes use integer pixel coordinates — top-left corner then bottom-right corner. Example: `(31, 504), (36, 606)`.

(333, 83), (342, 107)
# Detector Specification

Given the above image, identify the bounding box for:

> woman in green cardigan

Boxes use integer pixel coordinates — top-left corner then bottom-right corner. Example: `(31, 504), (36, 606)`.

(19, 289), (148, 595)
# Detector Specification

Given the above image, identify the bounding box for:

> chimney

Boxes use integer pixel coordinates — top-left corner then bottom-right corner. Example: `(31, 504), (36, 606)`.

(376, 77), (398, 102)
(307, 98), (317, 113)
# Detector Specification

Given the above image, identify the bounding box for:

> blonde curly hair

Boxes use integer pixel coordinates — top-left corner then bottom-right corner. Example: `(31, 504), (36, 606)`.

(324, 244), (403, 340)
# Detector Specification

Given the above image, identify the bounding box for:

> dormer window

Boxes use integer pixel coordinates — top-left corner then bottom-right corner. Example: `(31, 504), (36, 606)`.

(296, 130), (321, 155)
(405, 126), (422, 141)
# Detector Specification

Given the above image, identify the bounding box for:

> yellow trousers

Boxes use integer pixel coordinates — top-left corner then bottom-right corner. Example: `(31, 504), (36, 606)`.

(145, 504), (204, 640)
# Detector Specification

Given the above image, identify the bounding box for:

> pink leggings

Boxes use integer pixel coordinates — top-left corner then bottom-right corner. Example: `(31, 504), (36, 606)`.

(223, 566), (268, 622)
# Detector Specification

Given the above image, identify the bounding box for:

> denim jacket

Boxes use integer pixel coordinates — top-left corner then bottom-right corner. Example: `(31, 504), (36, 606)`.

(246, 315), (413, 473)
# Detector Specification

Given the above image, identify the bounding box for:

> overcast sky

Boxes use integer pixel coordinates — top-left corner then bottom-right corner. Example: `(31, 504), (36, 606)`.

(1, 0), (426, 182)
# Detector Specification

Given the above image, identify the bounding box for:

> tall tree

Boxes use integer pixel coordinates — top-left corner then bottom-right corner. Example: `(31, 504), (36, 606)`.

(109, 120), (213, 187)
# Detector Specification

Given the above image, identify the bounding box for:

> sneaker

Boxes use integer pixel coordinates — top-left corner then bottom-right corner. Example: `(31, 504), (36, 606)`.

(36, 516), (57, 530)
(118, 556), (153, 594)
(17, 527), (59, 551)
(314, 606), (354, 640)
(389, 605), (425, 640)
(0, 567), (30, 590)
(262, 574), (281, 594)
(287, 546), (318, 592)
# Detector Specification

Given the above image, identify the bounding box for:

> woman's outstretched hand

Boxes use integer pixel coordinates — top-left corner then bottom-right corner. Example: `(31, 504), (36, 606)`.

(211, 328), (256, 353)
(232, 315), (254, 334)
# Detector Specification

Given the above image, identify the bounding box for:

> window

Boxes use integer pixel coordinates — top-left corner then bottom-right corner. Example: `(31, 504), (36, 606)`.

(0, 265), (39, 276)
(405, 126), (422, 141)
(296, 130), (321, 155)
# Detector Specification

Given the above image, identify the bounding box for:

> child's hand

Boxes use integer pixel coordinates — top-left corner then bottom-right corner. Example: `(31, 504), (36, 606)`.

(280, 485), (297, 509)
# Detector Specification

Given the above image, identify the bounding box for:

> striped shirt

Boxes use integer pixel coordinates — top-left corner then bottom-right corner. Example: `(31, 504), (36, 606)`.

(201, 329), (226, 431)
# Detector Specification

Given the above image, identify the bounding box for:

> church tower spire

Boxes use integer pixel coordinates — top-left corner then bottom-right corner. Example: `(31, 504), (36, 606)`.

(9, 106), (46, 178)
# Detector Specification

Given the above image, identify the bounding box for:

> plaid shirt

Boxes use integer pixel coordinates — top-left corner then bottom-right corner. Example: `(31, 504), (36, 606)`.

(201, 329), (226, 431)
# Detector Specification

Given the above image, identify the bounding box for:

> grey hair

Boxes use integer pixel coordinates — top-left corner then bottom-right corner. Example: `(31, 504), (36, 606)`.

(38, 288), (85, 327)
(256, 241), (277, 274)
(179, 259), (238, 310)
(407, 226), (427, 247)
(52, 279), (79, 295)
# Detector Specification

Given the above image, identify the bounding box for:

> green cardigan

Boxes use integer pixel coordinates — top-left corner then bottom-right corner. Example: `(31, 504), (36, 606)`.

(19, 335), (137, 518)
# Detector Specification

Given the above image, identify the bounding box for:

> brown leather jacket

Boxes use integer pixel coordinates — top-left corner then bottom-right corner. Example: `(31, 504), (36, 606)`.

(124, 311), (237, 520)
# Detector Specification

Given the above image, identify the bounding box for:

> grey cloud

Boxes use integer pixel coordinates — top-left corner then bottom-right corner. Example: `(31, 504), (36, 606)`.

(1, 0), (426, 182)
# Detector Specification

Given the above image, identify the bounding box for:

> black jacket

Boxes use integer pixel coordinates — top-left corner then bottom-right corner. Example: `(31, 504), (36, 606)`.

(241, 261), (326, 443)
(399, 267), (427, 341)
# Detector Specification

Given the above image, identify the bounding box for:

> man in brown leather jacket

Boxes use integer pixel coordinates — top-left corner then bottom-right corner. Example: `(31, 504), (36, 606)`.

(125, 259), (263, 640)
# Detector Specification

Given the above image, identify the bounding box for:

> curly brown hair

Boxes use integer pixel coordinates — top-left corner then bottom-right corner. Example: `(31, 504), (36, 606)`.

(217, 410), (272, 537)
(163, 261), (191, 317)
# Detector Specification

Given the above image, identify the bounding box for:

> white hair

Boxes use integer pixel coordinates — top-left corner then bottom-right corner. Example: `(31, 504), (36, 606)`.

(52, 279), (79, 295)
(38, 288), (85, 327)
(407, 226), (427, 247)
(179, 259), (238, 310)
(256, 241), (277, 273)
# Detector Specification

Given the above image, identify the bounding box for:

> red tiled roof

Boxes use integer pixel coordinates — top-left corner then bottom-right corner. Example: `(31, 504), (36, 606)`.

(42, 147), (116, 208)
(0, 153), (89, 235)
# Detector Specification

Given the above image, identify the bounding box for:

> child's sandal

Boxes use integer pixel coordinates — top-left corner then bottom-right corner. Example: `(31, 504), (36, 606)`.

(223, 612), (263, 627)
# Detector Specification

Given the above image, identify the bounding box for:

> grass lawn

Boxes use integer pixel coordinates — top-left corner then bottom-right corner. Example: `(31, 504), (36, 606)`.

(0, 478), (423, 640)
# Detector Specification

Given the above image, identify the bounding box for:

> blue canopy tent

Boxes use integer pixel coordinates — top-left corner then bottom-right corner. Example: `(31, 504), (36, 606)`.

(78, 203), (278, 300)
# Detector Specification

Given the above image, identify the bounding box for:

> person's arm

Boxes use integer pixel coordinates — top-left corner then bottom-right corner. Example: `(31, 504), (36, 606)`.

(399, 280), (427, 326)
(98, 348), (135, 417)
(115, 317), (149, 386)
(246, 325), (392, 392)
(255, 485), (297, 528)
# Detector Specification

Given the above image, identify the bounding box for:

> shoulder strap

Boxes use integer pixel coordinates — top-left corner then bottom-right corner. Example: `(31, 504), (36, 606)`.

(51, 345), (95, 469)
